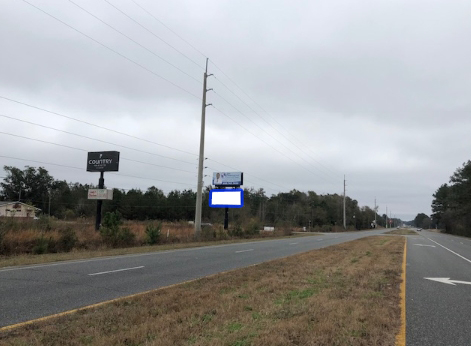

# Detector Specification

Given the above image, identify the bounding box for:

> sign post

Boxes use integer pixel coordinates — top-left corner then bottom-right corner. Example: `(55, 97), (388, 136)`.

(210, 172), (243, 230)
(87, 151), (120, 230)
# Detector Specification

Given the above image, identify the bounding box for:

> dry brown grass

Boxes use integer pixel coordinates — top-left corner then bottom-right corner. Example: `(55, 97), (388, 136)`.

(0, 236), (404, 346)
(0, 217), (323, 267)
(385, 229), (418, 236)
(0, 233), (321, 269)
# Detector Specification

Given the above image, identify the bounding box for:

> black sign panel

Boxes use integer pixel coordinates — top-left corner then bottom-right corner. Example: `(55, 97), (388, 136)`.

(87, 151), (120, 172)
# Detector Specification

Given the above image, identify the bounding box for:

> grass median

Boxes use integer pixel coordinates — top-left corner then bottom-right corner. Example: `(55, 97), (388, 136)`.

(385, 229), (418, 236)
(0, 235), (404, 346)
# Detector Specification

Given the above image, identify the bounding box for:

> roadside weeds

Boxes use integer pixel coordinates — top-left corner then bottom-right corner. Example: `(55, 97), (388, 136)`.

(0, 235), (405, 346)
(0, 233), (321, 269)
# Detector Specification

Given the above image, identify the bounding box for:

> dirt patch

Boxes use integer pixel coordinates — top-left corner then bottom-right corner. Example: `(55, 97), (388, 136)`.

(0, 236), (404, 345)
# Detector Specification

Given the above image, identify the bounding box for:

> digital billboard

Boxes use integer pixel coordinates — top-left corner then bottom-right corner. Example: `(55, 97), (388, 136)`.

(212, 172), (243, 187)
(209, 189), (244, 208)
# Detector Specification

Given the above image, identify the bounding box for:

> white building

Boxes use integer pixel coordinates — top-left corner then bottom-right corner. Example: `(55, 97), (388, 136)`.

(0, 201), (41, 218)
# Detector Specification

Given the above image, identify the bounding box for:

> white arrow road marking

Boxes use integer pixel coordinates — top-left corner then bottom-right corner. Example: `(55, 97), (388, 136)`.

(424, 277), (471, 286)
(413, 244), (436, 247)
(89, 266), (144, 276)
(235, 249), (254, 254)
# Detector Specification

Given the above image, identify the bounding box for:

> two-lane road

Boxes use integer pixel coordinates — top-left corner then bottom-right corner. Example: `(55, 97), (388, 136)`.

(0, 229), (386, 328)
(406, 230), (471, 345)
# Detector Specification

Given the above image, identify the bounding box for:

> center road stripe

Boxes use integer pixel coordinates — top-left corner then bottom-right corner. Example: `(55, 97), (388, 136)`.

(88, 266), (144, 276)
(425, 237), (471, 264)
(235, 249), (254, 254)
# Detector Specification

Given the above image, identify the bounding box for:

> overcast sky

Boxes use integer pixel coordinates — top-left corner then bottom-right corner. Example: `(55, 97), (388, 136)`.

(1, 0), (471, 221)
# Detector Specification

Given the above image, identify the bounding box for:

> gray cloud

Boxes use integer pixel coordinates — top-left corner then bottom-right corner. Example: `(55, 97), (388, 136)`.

(1, 0), (470, 220)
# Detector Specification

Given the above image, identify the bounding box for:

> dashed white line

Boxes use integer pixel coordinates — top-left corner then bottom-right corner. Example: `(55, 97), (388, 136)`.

(88, 266), (144, 276)
(235, 249), (254, 254)
(425, 237), (471, 265)
(289, 243), (298, 245)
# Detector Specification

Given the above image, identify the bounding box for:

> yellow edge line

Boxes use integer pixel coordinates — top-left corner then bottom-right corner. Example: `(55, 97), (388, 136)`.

(0, 235), (384, 334)
(0, 273), (221, 333)
(396, 237), (407, 346)
(1, 249), (289, 335)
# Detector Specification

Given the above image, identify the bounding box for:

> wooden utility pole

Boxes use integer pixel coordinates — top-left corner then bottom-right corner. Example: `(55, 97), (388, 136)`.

(195, 58), (212, 237)
(343, 175), (346, 230)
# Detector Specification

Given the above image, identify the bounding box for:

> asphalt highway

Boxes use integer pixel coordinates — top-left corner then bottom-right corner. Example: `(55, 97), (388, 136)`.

(406, 229), (471, 345)
(0, 229), (386, 328)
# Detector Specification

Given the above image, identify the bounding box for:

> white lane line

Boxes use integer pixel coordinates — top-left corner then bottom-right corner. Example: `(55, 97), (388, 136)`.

(0, 238), (294, 273)
(235, 249), (254, 254)
(425, 237), (471, 265)
(461, 242), (464, 245)
(413, 244), (436, 248)
(88, 266), (144, 276)
(317, 239), (324, 241)
(289, 243), (298, 245)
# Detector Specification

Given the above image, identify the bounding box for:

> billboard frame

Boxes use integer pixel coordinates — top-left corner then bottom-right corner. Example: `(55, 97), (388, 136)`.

(212, 172), (243, 187)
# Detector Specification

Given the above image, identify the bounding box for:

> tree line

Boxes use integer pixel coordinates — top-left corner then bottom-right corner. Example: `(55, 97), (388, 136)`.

(0, 165), (398, 229)
(431, 160), (471, 236)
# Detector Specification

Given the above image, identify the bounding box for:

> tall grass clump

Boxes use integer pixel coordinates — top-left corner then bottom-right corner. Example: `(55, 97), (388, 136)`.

(100, 211), (135, 248)
(145, 223), (161, 245)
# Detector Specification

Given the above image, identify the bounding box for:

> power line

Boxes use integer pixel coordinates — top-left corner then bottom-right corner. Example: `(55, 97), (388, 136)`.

(205, 161), (289, 191)
(211, 106), (338, 186)
(0, 95), (198, 156)
(0, 155), (195, 187)
(0, 114), (198, 168)
(130, 0), (207, 59)
(115, 0), (341, 179)
(212, 62), (342, 176)
(212, 75), (340, 178)
(0, 129), (195, 167)
(0, 95), (198, 157)
(68, 0), (201, 84)
(20, 0), (201, 100)
(103, 0), (204, 70)
(212, 90), (338, 182)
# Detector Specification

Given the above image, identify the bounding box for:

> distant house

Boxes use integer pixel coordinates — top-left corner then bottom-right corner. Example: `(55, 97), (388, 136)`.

(0, 201), (41, 218)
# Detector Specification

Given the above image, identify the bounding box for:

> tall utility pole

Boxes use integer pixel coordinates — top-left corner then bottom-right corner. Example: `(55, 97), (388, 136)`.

(48, 189), (51, 217)
(195, 58), (212, 237)
(343, 175), (346, 230)
(374, 198), (377, 225)
(386, 206), (388, 229)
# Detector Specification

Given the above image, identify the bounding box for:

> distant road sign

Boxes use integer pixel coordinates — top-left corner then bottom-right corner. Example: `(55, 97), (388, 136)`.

(88, 189), (114, 200)
(87, 151), (120, 172)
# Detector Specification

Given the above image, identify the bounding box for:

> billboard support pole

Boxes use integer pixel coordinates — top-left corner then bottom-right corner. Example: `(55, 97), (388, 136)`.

(224, 207), (229, 230)
(95, 171), (104, 231)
